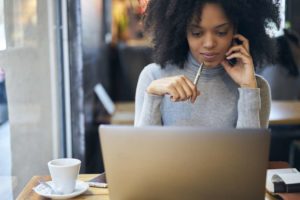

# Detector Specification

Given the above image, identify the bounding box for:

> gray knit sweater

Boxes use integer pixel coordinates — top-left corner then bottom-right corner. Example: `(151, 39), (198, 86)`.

(134, 54), (271, 128)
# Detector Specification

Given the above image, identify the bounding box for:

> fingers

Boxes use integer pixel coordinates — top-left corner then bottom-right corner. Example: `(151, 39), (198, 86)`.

(221, 59), (234, 74)
(173, 82), (188, 101)
(184, 78), (200, 103)
(167, 75), (200, 103)
(168, 86), (181, 101)
(225, 34), (254, 69)
(221, 59), (230, 69)
(225, 34), (251, 67)
(226, 52), (252, 65)
(148, 75), (201, 103)
(168, 78), (188, 102)
(233, 34), (250, 52)
(226, 45), (250, 57)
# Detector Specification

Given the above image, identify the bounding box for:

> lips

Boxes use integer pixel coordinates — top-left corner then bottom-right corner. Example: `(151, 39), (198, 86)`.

(201, 52), (219, 61)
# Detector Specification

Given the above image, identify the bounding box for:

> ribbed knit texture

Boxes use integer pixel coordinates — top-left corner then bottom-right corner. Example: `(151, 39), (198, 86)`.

(135, 53), (271, 128)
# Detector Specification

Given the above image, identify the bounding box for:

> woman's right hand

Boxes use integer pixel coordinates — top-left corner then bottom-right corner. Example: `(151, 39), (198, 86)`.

(146, 75), (200, 103)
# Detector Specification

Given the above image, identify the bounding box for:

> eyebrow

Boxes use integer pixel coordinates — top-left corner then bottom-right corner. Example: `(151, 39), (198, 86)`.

(190, 22), (230, 29)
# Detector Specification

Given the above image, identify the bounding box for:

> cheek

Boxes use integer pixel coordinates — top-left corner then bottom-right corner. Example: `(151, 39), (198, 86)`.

(220, 39), (233, 53)
(217, 32), (234, 51)
(187, 37), (202, 53)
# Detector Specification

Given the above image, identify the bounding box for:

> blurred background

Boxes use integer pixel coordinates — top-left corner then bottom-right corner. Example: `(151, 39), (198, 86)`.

(0, 0), (299, 199)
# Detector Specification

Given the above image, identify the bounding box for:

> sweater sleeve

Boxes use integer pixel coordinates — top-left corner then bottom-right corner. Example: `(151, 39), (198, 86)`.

(257, 75), (271, 128)
(236, 75), (271, 128)
(134, 64), (164, 126)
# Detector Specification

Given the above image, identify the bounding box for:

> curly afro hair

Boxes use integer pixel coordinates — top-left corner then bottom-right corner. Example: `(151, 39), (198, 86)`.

(144, 0), (281, 69)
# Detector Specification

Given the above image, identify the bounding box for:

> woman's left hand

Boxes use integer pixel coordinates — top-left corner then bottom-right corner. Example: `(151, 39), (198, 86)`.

(221, 34), (257, 88)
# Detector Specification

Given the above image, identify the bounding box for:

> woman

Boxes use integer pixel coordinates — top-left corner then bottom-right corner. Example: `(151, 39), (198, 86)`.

(135, 0), (280, 128)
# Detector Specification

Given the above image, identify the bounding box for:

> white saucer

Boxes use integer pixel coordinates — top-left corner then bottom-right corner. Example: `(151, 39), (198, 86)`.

(33, 180), (89, 199)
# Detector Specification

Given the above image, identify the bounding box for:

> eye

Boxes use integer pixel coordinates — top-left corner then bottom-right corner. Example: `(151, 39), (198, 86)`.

(191, 31), (203, 37)
(216, 31), (228, 37)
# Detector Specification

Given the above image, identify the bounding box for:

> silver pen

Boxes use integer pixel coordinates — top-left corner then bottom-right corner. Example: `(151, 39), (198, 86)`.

(193, 62), (204, 85)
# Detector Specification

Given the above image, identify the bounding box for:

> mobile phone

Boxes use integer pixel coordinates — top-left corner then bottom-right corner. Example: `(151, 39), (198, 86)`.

(227, 57), (237, 66)
(227, 37), (241, 67)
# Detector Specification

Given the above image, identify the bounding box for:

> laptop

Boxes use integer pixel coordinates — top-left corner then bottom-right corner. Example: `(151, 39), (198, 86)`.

(99, 125), (270, 200)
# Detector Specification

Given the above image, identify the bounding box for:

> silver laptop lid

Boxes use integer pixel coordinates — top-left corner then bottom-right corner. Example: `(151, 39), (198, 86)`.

(99, 125), (270, 200)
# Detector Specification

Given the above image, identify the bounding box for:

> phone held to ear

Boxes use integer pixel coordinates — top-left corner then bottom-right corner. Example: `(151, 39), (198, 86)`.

(227, 58), (237, 66)
(227, 37), (241, 67)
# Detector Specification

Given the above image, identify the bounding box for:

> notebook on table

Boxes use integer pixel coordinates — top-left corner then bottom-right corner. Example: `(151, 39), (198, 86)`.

(266, 168), (300, 200)
(99, 125), (270, 200)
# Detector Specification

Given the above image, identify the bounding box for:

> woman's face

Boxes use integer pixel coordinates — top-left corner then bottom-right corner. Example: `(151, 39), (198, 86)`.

(187, 3), (234, 68)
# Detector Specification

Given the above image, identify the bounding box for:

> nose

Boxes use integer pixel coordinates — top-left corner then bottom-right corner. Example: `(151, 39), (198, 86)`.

(202, 33), (216, 49)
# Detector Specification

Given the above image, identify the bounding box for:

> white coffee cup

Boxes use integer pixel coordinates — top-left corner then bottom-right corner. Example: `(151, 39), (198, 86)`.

(48, 158), (81, 194)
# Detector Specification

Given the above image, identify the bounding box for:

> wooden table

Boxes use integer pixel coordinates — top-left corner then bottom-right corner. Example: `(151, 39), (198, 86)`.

(110, 102), (135, 125)
(270, 101), (300, 125)
(17, 174), (109, 200)
(97, 102), (135, 125)
(18, 162), (289, 200)
(17, 174), (278, 200)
